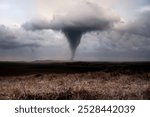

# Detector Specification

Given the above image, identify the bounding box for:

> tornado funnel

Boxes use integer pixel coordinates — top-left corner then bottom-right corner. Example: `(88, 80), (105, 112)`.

(22, 2), (120, 61)
(62, 28), (83, 60)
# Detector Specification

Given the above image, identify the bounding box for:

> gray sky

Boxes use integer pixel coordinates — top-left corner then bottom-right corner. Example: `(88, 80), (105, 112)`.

(0, 0), (150, 61)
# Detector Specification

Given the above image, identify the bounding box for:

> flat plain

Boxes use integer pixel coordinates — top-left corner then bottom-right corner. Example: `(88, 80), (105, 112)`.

(0, 61), (150, 100)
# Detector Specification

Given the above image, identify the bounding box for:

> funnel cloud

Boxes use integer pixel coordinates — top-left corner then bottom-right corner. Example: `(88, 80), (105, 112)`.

(1, 0), (150, 61)
(62, 28), (83, 60)
(23, 2), (120, 60)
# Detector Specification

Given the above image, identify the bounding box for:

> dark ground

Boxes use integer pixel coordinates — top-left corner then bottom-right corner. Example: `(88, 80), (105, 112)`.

(0, 61), (150, 76)
(0, 61), (150, 100)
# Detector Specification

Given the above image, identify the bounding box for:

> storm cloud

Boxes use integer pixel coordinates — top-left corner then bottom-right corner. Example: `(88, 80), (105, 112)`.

(99, 9), (150, 56)
(122, 10), (150, 38)
(23, 1), (120, 60)
(0, 25), (46, 49)
(0, 0), (150, 61)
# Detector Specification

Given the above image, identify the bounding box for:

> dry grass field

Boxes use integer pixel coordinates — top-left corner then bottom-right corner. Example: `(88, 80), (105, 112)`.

(0, 61), (150, 100)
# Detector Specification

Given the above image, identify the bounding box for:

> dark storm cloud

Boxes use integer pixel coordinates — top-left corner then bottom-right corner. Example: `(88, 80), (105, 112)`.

(98, 9), (150, 58)
(125, 10), (150, 38)
(72, 7), (150, 61)
(22, 19), (51, 31)
(0, 25), (40, 49)
(23, 1), (120, 60)
(113, 9), (150, 41)
(0, 40), (38, 49)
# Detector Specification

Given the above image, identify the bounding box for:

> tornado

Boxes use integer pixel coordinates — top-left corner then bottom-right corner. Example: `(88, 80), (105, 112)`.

(62, 28), (83, 60)
(22, 2), (120, 60)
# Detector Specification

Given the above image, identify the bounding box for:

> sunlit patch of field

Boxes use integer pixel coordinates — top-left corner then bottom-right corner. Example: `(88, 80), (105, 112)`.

(0, 71), (149, 100)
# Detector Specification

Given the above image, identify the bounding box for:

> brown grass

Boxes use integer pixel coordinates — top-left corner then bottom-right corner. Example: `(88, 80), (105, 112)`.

(0, 71), (149, 100)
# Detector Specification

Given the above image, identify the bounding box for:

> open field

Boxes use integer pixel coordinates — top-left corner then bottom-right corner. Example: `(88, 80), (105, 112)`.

(0, 61), (150, 100)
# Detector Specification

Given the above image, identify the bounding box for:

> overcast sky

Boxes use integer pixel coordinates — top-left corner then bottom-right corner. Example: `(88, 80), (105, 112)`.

(0, 0), (150, 61)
